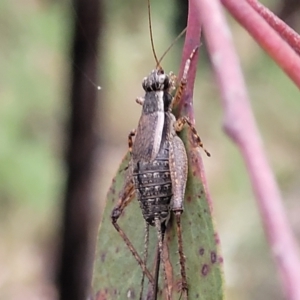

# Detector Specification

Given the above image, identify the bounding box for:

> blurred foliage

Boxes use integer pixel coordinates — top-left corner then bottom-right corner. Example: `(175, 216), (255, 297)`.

(0, 0), (299, 299)
(0, 0), (71, 298)
(1, 1), (62, 209)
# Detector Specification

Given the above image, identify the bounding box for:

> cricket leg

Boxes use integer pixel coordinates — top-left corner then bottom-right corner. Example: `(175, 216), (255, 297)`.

(111, 220), (154, 285)
(168, 71), (177, 94)
(172, 47), (199, 108)
(169, 136), (189, 298)
(136, 96), (144, 105)
(174, 117), (210, 157)
(144, 240), (161, 300)
(152, 242), (161, 300)
(174, 211), (188, 300)
(128, 129), (136, 153)
(139, 222), (150, 300)
(111, 174), (154, 285)
(154, 219), (171, 300)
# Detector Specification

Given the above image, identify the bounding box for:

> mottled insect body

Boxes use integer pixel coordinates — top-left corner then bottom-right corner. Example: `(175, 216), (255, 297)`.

(131, 70), (187, 228)
(111, 54), (209, 300)
(132, 144), (173, 226)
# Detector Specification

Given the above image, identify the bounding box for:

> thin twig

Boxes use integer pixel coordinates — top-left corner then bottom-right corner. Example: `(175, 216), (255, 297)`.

(246, 0), (300, 56)
(177, 0), (201, 122)
(220, 0), (300, 88)
(177, 0), (216, 216)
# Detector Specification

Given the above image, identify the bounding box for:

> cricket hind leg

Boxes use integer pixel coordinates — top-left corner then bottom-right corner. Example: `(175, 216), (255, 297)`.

(145, 240), (162, 300)
(154, 219), (171, 300)
(174, 211), (188, 300)
(111, 177), (154, 285)
(152, 242), (161, 300)
(139, 222), (150, 300)
(151, 221), (168, 300)
(168, 136), (189, 298)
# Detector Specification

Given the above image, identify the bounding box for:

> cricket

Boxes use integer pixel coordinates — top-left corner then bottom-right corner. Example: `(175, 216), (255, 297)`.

(110, 2), (210, 299)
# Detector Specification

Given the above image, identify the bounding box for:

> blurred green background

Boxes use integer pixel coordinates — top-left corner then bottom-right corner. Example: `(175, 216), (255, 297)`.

(0, 0), (299, 299)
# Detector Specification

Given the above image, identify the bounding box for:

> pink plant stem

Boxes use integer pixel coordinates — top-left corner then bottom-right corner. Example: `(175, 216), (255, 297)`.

(221, 0), (300, 89)
(177, 0), (201, 122)
(177, 0), (215, 210)
(246, 0), (300, 56)
(196, 0), (300, 299)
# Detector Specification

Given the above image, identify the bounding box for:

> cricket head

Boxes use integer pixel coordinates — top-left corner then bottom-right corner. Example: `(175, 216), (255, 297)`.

(142, 69), (170, 92)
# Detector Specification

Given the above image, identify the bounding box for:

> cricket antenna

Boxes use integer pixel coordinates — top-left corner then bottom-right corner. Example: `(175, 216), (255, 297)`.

(147, 0), (161, 70)
(158, 27), (187, 66)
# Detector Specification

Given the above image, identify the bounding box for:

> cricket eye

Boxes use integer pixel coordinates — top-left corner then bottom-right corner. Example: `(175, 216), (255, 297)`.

(157, 69), (164, 75)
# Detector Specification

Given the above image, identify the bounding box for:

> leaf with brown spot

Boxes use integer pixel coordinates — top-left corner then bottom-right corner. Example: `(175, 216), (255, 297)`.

(91, 128), (224, 299)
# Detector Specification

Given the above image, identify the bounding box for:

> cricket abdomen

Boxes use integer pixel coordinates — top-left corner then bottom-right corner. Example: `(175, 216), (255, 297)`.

(133, 145), (173, 226)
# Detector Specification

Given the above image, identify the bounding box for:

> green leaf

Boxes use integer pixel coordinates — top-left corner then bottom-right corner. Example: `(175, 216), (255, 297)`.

(92, 130), (224, 299)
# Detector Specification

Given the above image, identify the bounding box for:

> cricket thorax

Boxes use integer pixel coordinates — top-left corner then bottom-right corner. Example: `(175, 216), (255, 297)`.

(132, 140), (172, 226)
(131, 69), (173, 161)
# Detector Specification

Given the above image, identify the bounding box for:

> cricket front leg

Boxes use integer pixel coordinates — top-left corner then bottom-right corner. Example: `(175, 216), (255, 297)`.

(136, 96), (144, 105)
(111, 168), (154, 285)
(172, 47), (199, 108)
(169, 136), (189, 299)
(175, 117), (210, 157)
(128, 129), (136, 153)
